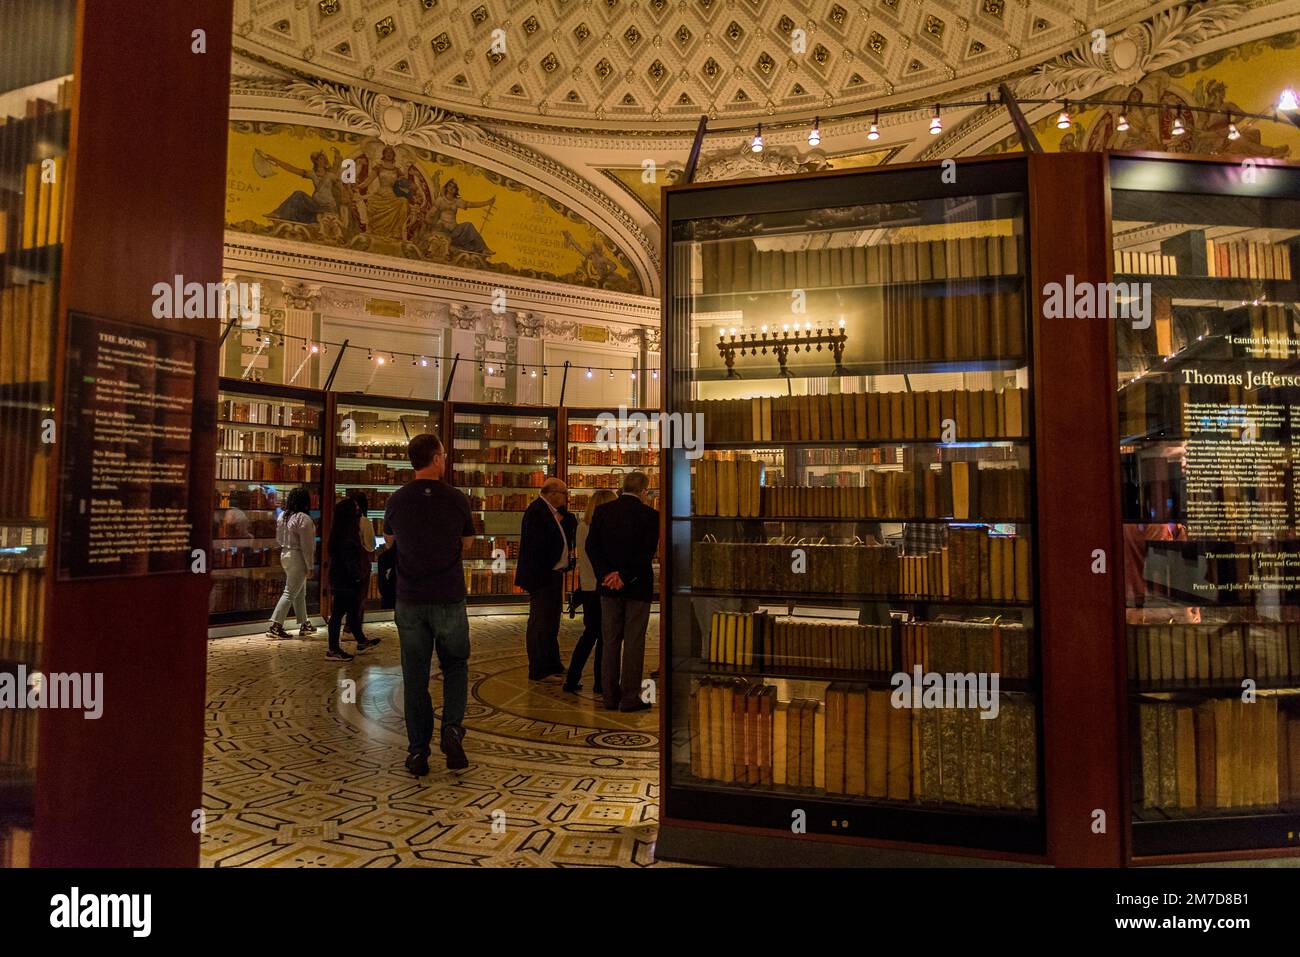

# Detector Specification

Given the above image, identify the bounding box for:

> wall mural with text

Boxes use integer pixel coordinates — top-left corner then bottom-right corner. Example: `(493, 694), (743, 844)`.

(225, 121), (644, 295)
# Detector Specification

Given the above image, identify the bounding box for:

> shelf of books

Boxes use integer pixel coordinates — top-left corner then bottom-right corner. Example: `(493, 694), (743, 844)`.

(450, 402), (557, 603)
(563, 407), (661, 601)
(0, 4), (74, 868)
(658, 162), (1045, 863)
(211, 380), (326, 626)
(330, 396), (443, 612)
(1110, 155), (1300, 859)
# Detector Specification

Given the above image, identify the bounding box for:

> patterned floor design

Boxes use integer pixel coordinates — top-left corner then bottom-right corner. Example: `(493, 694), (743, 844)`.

(202, 613), (683, 868)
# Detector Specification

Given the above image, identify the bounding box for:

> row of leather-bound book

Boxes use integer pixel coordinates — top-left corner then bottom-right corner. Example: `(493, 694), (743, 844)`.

(0, 706), (36, 769)
(700, 234), (1021, 295)
(209, 571), (292, 613)
(1128, 623), (1300, 686)
(217, 457), (320, 482)
(0, 282), (54, 385)
(0, 827), (31, 869)
(451, 469), (547, 489)
(1138, 698), (1299, 810)
(0, 568), (43, 649)
(463, 569), (523, 595)
(222, 399), (319, 428)
(706, 611), (1033, 679)
(692, 529), (1031, 602)
(881, 287), (1026, 362)
(0, 446), (47, 520)
(568, 448), (657, 466)
(218, 427), (321, 456)
(695, 388), (1027, 445)
(688, 678), (1038, 810)
(735, 464), (1027, 521)
(707, 612), (892, 672)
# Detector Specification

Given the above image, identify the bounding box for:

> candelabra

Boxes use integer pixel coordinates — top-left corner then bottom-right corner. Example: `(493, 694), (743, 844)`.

(715, 322), (848, 378)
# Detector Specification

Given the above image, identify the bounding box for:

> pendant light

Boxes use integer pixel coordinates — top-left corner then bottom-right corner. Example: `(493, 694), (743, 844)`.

(1171, 113), (1185, 136)
(928, 105), (942, 135)
(1056, 101), (1071, 129)
(1116, 112), (1129, 132)
(750, 123), (764, 153)
(867, 110), (880, 141)
(808, 116), (820, 147)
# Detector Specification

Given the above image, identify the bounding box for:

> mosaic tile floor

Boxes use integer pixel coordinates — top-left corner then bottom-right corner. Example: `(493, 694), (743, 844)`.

(202, 613), (682, 868)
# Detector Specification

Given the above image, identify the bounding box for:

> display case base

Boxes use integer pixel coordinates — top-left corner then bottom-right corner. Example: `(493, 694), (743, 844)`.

(654, 821), (1040, 868)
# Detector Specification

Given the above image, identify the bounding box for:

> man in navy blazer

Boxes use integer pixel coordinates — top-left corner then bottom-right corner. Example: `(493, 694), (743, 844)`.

(585, 471), (659, 711)
(515, 477), (573, 680)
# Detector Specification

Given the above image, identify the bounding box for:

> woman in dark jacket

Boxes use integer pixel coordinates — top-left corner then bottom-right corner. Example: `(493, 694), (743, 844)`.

(327, 498), (380, 659)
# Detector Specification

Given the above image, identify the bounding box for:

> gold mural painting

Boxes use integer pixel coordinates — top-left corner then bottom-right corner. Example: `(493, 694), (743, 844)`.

(226, 121), (643, 295)
(988, 32), (1300, 157)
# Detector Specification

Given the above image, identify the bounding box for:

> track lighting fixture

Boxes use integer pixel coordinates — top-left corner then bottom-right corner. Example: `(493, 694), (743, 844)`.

(867, 110), (880, 141)
(929, 105), (942, 135)
(808, 116), (820, 147)
(1116, 112), (1129, 132)
(751, 123), (764, 153)
(1171, 112), (1185, 136)
(1056, 101), (1071, 129)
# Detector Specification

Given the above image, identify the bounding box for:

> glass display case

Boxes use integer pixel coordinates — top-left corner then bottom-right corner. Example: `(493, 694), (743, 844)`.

(1110, 155), (1300, 856)
(210, 380), (325, 625)
(659, 161), (1042, 857)
(450, 403), (557, 604)
(330, 396), (442, 612)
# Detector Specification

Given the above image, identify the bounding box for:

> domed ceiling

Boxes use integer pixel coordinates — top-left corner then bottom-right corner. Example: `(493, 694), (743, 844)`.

(233, 0), (1181, 132)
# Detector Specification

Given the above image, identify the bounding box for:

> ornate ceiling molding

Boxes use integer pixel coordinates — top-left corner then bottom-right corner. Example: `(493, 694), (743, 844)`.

(231, 0), (1180, 133)
(223, 232), (660, 327)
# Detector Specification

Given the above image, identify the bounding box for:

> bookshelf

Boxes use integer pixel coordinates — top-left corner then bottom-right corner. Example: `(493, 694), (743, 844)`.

(657, 159), (1047, 862)
(329, 394), (443, 614)
(1110, 154), (1300, 859)
(562, 406), (661, 603)
(449, 402), (557, 604)
(211, 379), (326, 626)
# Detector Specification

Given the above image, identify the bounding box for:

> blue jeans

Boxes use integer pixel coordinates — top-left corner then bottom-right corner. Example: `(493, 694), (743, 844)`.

(395, 600), (470, 758)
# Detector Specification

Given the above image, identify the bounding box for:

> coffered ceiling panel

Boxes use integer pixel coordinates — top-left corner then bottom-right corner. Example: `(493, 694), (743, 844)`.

(233, 0), (1179, 131)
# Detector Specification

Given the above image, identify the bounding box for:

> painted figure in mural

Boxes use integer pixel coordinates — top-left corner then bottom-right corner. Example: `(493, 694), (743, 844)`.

(257, 147), (346, 226)
(562, 231), (620, 288)
(359, 146), (414, 241)
(429, 172), (496, 256)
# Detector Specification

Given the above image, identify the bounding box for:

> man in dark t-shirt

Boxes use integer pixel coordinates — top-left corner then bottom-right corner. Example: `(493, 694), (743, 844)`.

(383, 433), (475, 775)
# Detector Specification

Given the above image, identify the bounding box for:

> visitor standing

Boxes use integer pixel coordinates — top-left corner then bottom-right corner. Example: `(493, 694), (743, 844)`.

(266, 487), (318, 639)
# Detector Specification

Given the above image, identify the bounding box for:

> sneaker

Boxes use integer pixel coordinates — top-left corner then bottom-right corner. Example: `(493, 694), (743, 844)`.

(325, 647), (354, 661)
(266, 622), (292, 639)
(355, 637), (380, 652)
(440, 724), (469, 770)
(404, 752), (429, 777)
(298, 621), (317, 635)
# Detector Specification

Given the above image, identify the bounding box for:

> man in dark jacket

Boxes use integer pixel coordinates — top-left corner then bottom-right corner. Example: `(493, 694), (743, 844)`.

(515, 477), (572, 680)
(584, 471), (659, 711)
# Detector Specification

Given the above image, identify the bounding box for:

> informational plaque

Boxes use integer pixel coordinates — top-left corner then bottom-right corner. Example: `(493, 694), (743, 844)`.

(57, 312), (201, 579)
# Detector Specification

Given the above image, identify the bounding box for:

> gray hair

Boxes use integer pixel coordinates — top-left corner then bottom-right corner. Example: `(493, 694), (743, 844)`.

(621, 471), (648, 495)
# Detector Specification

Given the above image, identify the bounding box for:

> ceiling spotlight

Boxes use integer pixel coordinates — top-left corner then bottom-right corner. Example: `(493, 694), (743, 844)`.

(1056, 101), (1071, 129)
(420, 356), (428, 366)
(867, 110), (880, 141)
(929, 105), (942, 135)
(652, 369), (659, 380)
(630, 369), (636, 379)
(1279, 88), (1299, 112)
(530, 368), (537, 378)
(486, 365), (494, 375)
(608, 369), (614, 379)
(310, 344), (319, 354)
(376, 354), (386, 366)
(1227, 119), (1240, 140)
(751, 122), (764, 153)
(1171, 113), (1185, 136)
(1116, 112), (1129, 132)
(411, 356), (417, 366)
(586, 367), (593, 378)
(808, 116), (820, 147)
(367, 349), (373, 361)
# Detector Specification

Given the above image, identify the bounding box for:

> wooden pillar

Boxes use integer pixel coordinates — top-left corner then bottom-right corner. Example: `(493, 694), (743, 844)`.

(34, 0), (233, 866)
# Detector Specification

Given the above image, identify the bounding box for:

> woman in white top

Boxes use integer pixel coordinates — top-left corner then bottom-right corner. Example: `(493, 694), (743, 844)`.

(267, 487), (318, 639)
(563, 489), (616, 694)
